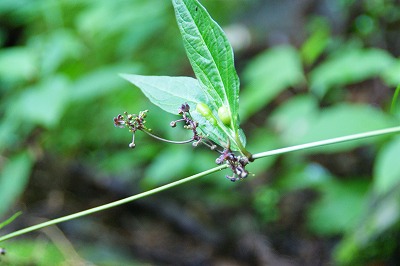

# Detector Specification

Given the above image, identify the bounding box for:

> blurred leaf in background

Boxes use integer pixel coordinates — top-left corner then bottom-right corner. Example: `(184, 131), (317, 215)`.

(310, 47), (396, 98)
(240, 45), (304, 121)
(0, 152), (32, 218)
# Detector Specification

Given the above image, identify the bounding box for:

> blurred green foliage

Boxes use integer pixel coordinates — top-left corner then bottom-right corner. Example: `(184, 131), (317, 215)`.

(1, 0), (400, 264)
(1, 240), (67, 265)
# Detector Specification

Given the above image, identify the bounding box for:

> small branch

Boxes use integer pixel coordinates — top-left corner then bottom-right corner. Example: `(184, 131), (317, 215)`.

(0, 212), (22, 230)
(0, 164), (228, 243)
(252, 126), (400, 160)
(142, 129), (194, 144)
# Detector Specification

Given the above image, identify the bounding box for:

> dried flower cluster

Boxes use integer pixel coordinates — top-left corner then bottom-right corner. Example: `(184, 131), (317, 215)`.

(170, 103), (202, 146)
(113, 110), (148, 148)
(215, 147), (249, 181)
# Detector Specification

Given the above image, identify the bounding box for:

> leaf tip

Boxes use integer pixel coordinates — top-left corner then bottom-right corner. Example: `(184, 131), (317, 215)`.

(118, 73), (130, 80)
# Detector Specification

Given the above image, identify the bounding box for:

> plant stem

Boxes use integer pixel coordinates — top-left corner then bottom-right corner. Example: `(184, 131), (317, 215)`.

(391, 84), (400, 114)
(142, 128), (194, 144)
(0, 164), (228, 243)
(2, 126), (399, 243)
(234, 129), (252, 160)
(252, 126), (400, 160)
(0, 212), (22, 230)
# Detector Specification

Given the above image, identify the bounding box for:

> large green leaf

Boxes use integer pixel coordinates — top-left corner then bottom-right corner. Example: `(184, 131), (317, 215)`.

(172, 0), (243, 147)
(120, 74), (207, 113)
(172, 0), (239, 115)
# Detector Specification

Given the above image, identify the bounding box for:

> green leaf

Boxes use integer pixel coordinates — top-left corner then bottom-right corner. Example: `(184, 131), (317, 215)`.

(296, 103), (396, 153)
(240, 46), (304, 121)
(172, 0), (239, 116)
(11, 76), (70, 129)
(172, 0), (245, 151)
(142, 146), (193, 188)
(0, 152), (33, 218)
(120, 74), (207, 114)
(383, 59), (400, 86)
(269, 95), (319, 145)
(301, 17), (330, 66)
(0, 47), (37, 86)
(1, 240), (67, 265)
(307, 179), (369, 236)
(310, 48), (395, 98)
(374, 136), (400, 195)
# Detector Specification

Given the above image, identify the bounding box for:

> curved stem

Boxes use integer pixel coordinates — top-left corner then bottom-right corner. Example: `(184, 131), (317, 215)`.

(252, 126), (400, 160)
(0, 164), (228, 243)
(142, 128), (193, 144)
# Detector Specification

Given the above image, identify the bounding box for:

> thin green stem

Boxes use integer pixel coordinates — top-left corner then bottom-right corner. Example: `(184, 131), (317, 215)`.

(0, 164), (228, 243)
(252, 126), (400, 160)
(234, 130), (252, 160)
(142, 128), (194, 144)
(0, 212), (22, 230)
(2, 126), (400, 243)
(390, 84), (400, 114)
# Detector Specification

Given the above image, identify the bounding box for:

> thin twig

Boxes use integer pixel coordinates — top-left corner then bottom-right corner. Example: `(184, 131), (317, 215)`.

(252, 126), (400, 160)
(0, 164), (228, 242)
